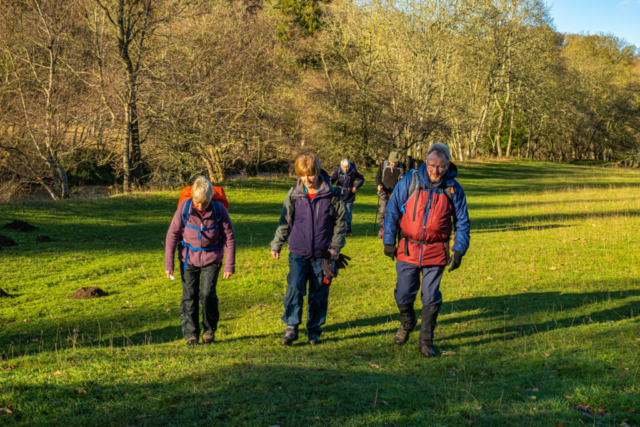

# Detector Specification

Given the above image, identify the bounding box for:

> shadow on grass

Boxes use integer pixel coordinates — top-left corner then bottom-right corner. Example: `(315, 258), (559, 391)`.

(4, 357), (640, 426)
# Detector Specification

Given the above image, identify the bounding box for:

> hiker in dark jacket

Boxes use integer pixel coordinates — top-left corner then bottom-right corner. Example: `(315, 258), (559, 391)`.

(382, 143), (470, 358)
(375, 151), (406, 238)
(165, 176), (236, 345)
(271, 153), (347, 346)
(330, 159), (365, 237)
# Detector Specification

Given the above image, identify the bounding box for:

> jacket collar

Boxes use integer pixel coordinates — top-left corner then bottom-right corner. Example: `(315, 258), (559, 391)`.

(416, 162), (458, 188)
(292, 170), (334, 197)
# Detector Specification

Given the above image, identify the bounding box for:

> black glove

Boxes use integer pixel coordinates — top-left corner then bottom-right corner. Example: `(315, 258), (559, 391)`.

(321, 250), (351, 270)
(448, 250), (463, 272)
(384, 244), (397, 261)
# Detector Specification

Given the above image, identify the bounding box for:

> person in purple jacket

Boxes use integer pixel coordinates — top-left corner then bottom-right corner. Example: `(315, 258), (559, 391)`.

(330, 159), (365, 237)
(271, 153), (347, 346)
(165, 176), (236, 345)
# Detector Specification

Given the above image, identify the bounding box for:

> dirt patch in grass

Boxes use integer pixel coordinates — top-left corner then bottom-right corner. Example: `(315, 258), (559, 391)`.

(0, 234), (17, 247)
(3, 220), (37, 233)
(71, 287), (106, 299)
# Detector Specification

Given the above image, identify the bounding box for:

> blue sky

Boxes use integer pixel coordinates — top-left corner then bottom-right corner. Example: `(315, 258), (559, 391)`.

(547, 0), (640, 47)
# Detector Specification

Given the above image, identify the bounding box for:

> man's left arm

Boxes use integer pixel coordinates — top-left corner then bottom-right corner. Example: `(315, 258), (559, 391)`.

(330, 196), (347, 253)
(383, 174), (410, 245)
(451, 182), (470, 255)
(354, 170), (365, 190)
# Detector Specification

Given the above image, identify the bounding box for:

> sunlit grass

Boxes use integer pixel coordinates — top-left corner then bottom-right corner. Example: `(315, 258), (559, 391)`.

(1, 160), (639, 426)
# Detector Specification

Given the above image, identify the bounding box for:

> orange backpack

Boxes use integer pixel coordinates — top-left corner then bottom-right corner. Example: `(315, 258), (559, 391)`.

(178, 185), (230, 210)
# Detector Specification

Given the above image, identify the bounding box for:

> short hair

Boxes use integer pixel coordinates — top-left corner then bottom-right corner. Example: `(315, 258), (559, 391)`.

(427, 143), (450, 163)
(294, 153), (321, 177)
(340, 159), (350, 168)
(191, 176), (214, 202)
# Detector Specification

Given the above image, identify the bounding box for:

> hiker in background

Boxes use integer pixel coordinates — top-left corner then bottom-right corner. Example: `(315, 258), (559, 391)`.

(375, 151), (406, 238)
(165, 176), (236, 345)
(382, 143), (470, 357)
(330, 159), (365, 237)
(271, 153), (347, 346)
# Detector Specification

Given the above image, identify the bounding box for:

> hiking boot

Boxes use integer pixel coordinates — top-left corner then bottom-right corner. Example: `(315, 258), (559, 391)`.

(280, 326), (299, 346)
(418, 339), (436, 358)
(395, 303), (416, 346)
(394, 327), (412, 346)
(202, 330), (215, 344)
(185, 336), (198, 346)
(418, 304), (441, 357)
(308, 334), (321, 346)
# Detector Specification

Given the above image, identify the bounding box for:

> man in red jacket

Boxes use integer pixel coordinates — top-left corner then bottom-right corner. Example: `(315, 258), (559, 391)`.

(382, 143), (470, 357)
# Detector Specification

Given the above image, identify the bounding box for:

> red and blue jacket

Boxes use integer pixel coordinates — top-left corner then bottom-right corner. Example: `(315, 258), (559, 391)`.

(383, 163), (470, 266)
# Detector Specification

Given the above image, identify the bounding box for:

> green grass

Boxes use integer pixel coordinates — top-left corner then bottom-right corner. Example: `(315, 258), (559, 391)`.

(1, 160), (639, 426)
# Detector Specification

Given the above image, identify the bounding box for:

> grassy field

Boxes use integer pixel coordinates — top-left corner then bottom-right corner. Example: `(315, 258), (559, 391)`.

(1, 160), (639, 426)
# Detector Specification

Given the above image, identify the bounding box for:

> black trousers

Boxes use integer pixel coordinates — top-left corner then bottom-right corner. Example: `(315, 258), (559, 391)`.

(179, 262), (221, 340)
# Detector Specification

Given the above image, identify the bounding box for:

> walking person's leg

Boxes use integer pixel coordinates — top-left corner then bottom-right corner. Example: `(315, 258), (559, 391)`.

(378, 190), (390, 238)
(200, 262), (222, 343)
(179, 262), (201, 344)
(281, 253), (311, 345)
(306, 258), (330, 345)
(418, 265), (445, 357)
(344, 202), (354, 236)
(393, 261), (421, 345)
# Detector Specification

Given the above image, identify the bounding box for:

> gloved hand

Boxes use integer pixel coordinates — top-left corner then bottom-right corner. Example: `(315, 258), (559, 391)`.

(448, 250), (463, 272)
(327, 248), (340, 261)
(384, 244), (397, 261)
(320, 250), (351, 270)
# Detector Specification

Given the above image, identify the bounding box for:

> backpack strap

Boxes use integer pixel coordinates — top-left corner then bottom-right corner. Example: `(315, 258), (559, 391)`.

(179, 199), (225, 269)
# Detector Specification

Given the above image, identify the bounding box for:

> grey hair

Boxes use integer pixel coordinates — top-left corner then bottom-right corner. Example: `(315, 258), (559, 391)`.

(340, 159), (350, 168)
(191, 176), (214, 202)
(427, 143), (451, 162)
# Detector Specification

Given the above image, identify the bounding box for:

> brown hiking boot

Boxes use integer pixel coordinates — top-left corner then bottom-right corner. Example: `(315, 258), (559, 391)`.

(280, 326), (299, 346)
(419, 339), (436, 357)
(394, 327), (411, 346)
(202, 330), (215, 344)
(185, 336), (198, 346)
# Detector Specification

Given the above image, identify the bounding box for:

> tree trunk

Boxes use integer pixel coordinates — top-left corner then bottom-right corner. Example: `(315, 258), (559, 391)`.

(123, 103), (131, 192)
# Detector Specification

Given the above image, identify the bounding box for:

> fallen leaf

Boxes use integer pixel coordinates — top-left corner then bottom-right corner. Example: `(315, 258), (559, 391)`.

(368, 362), (380, 369)
(0, 408), (12, 414)
(534, 276), (541, 280)
(192, 378), (201, 382)
(442, 351), (456, 357)
(53, 371), (62, 376)
(136, 413), (148, 419)
(553, 424), (565, 427)
(565, 395), (572, 399)
(76, 387), (87, 394)
(202, 402), (210, 406)
(549, 266), (557, 271)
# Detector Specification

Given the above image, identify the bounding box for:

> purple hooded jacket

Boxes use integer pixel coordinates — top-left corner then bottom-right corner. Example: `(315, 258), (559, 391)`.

(270, 171), (347, 258)
(165, 199), (236, 273)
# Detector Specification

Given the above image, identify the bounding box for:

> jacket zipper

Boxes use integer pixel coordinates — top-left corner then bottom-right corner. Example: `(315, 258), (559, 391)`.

(418, 190), (433, 268)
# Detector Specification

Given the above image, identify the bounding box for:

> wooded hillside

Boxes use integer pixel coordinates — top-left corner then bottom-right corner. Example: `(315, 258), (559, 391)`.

(1, 0), (639, 198)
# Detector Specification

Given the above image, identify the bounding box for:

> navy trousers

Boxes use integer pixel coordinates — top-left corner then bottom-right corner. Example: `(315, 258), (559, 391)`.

(282, 253), (330, 336)
(394, 261), (445, 306)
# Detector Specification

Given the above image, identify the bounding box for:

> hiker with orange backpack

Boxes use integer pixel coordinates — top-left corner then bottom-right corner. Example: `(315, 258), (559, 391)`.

(382, 143), (470, 357)
(165, 176), (236, 345)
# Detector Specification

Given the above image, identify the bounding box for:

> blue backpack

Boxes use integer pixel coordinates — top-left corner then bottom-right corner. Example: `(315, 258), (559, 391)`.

(179, 199), (225, 269)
